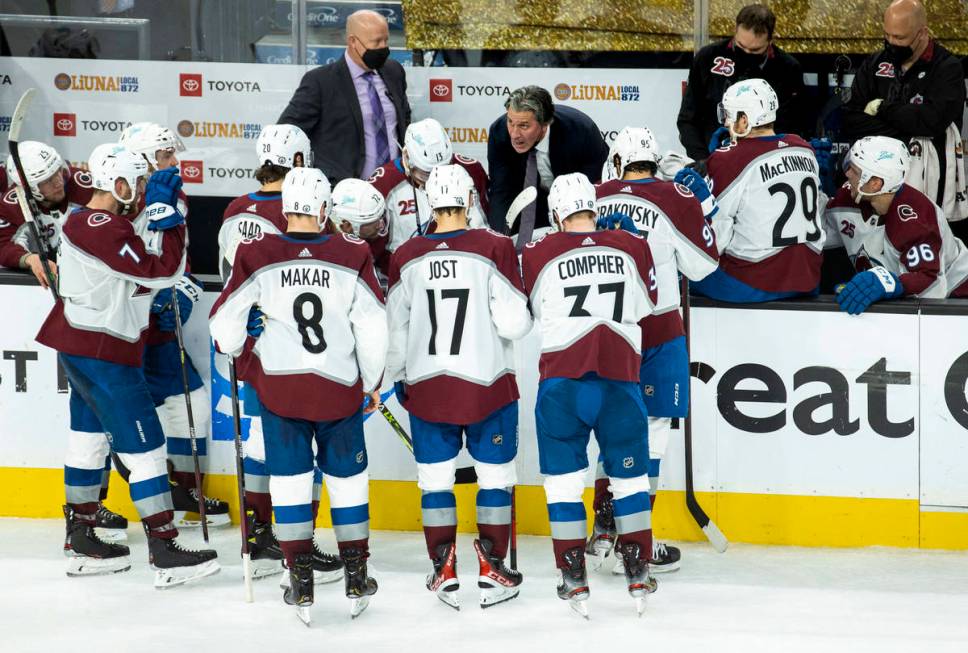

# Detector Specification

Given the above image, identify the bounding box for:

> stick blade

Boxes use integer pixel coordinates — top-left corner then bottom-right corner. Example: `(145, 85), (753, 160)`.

(702, 520), (729, 553)
(505, 185), (538, 231)
(9, 88), (36, 143)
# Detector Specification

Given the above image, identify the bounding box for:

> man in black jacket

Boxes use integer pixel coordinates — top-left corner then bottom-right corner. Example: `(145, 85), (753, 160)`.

(487, 86), (608, 235)
(677, 4), (805, 170)
(278, 10), (411, 184)
(841, 0), (964, 218)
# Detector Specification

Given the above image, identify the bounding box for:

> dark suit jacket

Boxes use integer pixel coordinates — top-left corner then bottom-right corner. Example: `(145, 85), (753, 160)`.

(486, 104), (608, 232)
(278, 55), (411, 184)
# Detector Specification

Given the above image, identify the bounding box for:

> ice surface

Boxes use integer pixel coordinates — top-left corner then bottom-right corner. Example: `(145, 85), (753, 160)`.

(2, 519), (966, 653)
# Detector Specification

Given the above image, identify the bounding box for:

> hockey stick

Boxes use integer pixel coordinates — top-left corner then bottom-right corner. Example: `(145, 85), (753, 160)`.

(509, 487), (517, 570)
(7, 88), (58, 299)
(228, 357), (254, 602)
(170, 287), (210, 543)
(505, 186), (538, 232)
(681, 277), (728, 552)
(378, 401), (478, 484)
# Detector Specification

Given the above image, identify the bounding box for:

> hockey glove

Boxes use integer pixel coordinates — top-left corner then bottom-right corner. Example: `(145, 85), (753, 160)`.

(810, 137), (836, 196)
(149, 276), (201, 331)
(835, 266), (904, 315)
(145, 203), (186, 231)
(596, 211), (639, 235)
(247, 306), (266, 338)
(674, 167), (719, 221)
(145, 167), (183, 208)
(708, 126), (731, 153)
(686, 158), (707, 178)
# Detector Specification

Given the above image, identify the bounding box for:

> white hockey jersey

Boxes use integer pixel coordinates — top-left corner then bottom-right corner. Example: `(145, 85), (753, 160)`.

(209, 231), (388, 422)
(707, 134), (825, 292)
(36, 207), (187, 366)
(217, 190), (287, 281)
(386, 228), (531, 424)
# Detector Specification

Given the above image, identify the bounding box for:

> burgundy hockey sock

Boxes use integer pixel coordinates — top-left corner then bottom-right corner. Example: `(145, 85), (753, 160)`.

(279, 538), (313, 568)
(593, 478), (612, 511)
(171, 470), (197, 490)
(144, 517), (178, 540)
(552, 538), (588, 569)
(478, 523), (510, 558)
(69, 502), (98, 524)
(245, 490), (272, 523)
(337, 538), (369, 557)
(423, 525), (457, 559)
(618, 530), (653, 561)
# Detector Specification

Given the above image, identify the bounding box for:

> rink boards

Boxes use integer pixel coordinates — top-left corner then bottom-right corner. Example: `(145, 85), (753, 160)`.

(2, 277), (967, 550)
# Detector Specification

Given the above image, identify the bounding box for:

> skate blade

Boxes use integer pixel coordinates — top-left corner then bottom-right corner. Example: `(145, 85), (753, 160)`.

(314, 568), (344, 585)
(435, 588), (461, 611)
(95, 527), (128, 543)
(585, 539), (615, 571)
(173, 511), (231, 529)
(634, 595), (647, 617)
(651, 561), (681, 574)
(153, 559), (221, 589)
(611, 558), (625, 575)
(569, 598), (590, 620)
(251, 559), (285, 580)
(479, 584), (520, 609)
(297, 605), (312, 627)
(66, 555), (131, 577)
(350, 596), (370, 619)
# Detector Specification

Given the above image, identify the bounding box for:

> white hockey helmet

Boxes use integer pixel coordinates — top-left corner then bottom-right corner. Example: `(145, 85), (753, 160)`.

(718, 79), (778, 138)
(404, 118), (453, 175)
(548, 172), (596, 231)
(256, 124), (313, 169)
(610, 126), (660, 178)
(6, 141), (65, 201)
(329, 178), (387, 236)
(282, 167), (332, 226)
(844, 136), (909, 199)
(119, 122), (185, 169)
(425, 164), (474, 212)
(88, 142), (148, 206)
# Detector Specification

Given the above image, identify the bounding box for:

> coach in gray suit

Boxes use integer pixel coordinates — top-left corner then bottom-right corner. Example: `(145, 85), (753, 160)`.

(279, 10), (411, 183)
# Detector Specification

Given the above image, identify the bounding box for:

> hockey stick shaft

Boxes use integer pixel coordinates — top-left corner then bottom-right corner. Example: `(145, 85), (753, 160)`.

(228, 356), (254, 602)
(170, 288), (209, 542)
(509, 486), (517, 570)
(378, 402), (478, 484)
(8, 89), (58, 299)
(681, 276), (727, 552)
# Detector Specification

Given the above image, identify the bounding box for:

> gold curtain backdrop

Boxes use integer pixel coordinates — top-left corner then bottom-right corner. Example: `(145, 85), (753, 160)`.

(402, 0), (968, 54)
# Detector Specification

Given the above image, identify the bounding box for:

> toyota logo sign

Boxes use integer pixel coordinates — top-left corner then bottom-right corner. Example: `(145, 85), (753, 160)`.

(53, 112), (76, 137)
(180, 160), (203, 183)
(429, 78), (452, 103)
(180, 73), (203, 97)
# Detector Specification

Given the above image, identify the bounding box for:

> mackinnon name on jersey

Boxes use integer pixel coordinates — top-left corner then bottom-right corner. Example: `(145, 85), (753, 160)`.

(558, 253), (627, 279)
(759, 154), (818, 183)
(281, 266), (331, 288)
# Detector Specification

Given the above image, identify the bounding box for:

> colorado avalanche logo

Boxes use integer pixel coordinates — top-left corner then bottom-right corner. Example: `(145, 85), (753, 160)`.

(367, 167), (385, 183)
(674, 182), (695, 198)
(2, 188), (18, 205)
(454, 153), (477, 165)
(240, 231), (264, 245)
(87, 213), (111, 227)
(73, 170), (94, 188)
(897, 204), (918, 222)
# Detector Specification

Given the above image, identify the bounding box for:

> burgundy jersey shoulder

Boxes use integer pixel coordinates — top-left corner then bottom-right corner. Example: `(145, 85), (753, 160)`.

(367, 161), (408, 198)
(0, 187), (25, 226)
(707, 135), (814, 193)
(62, 207), (130, 256)
(66, 166), (95, 206)
(222, 192), (286, 230)
(884, 185), (942, 247)
(452, 153), (488, 190)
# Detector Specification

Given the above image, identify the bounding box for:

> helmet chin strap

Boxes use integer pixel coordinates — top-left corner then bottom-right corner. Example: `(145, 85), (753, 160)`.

(110, 179), (138, 211)
(728, 119), (752, 140)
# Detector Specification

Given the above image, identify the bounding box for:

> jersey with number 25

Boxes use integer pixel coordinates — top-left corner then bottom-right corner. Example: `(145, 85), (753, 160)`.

(209, 232), (388, 422)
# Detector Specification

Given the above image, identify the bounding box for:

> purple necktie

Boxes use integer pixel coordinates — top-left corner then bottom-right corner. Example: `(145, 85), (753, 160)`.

(364, 72), (391, 167)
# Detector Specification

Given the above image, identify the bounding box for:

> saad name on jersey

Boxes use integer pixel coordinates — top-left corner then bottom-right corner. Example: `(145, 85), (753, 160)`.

(759, 153), (817, 183)
(597, 201), (660, 230)
(281, 265), (331, 288)
(558, 253), (626, 279)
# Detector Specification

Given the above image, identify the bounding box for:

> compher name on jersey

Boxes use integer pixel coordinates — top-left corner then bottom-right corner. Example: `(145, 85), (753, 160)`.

(759, 154), (817, 182)
(559, 253), (626, 279)
(281, 266), (331, 288)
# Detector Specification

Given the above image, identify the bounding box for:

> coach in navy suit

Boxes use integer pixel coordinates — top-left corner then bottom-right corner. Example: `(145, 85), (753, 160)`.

(486, 86), (609, 233)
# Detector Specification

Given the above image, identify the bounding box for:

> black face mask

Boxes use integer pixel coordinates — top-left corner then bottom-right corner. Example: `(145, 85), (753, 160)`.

(883, 39), (914, 66)
(361, 45), (390, 70)
(733, 46), (767, 71)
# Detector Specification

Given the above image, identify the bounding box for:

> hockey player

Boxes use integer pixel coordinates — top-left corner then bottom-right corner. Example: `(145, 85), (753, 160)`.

(692, 78), (825, 302)
(329, 178), (390, 279)
(0, 142), (133, 539)
(386, 164), (532, 610)
(210, 166), (387, 623)
(369, 118), (489, 261)
(118, 122), (231, 529)
(218, 124), (342, 583)
(521, 172), (659, 617)
(825, 136), (968, 313)
(35, 142), (219, 586)
(591, 127), (720, 574)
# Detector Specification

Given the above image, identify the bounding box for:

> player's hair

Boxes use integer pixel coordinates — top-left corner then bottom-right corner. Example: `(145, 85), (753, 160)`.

(255, 163), (288, 184)
(432, 206), (467, 219)
(505, 86), (555, 125)
(736, 3), (776, 40)
(624, 161), (657, 175)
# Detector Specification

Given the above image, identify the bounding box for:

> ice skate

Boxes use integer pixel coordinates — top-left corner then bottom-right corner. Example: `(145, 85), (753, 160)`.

(426, 541), (460, 610)
(311, 540), (344, 584)
(585, 499), (616, 571)
(650, 540), (681, 573)
(342, 548), (377, 619)
(556, 546), (590, 619)
(64, 505), (131, 576)
(474, 538), (522, 608)
(283, 552), (314, 627)
(247, 515), (285, 579)
(147, 527), (220, 588)
(94, 503), (128, 542)
(171, 483), (231, 528)
(618, 543), (658, 616)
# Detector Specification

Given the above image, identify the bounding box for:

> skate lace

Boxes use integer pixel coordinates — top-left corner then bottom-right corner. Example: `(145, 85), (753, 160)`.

(313, 545), (340, 563)
(188, 488), (224, 510)
(654, 541), (668, 557)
